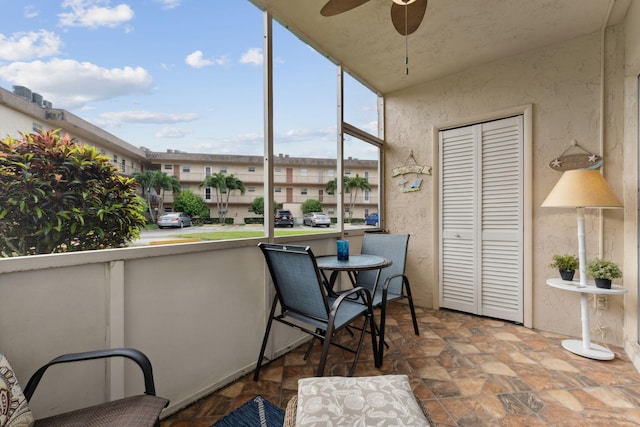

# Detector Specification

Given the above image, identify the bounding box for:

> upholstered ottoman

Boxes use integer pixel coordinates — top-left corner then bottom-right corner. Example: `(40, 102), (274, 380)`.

(284, 375), (433, 426)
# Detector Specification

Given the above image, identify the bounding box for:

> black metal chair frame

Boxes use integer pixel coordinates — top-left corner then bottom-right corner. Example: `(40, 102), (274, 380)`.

(24, 347), (168, 427)
(254, 243), (380, 380)
(355, 234), (419, 362)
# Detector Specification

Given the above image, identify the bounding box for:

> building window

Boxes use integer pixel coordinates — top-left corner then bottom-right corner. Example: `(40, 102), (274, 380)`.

(301, 168), (308, 176)
(328, 169), (334, 177)
(275, 167), (281, 172)
(164, 164), (172, 170)
(328, 208), (335, 215)
(364, 171), (369, 183)
(301, 188), (308, 195)
(205, 187), (212, 201)
(275, 187), (282, 193)
(183, 165), (190, 172)
(113, 154), (118, 163)
(248, 167), (256, 172)
(205, 166), (212, 177)
(248, 187), (256, 192)
(345, 170), (351, 175)
(364, 190), (370, 202)
(121, 159), (126, 172)
(32, 122), (43, 132)
(220, 167), (227, 173)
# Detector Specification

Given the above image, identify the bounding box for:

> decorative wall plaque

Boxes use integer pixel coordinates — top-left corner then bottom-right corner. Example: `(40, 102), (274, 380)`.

(391, 151), (431, 193)
(549, 140), (603, 171)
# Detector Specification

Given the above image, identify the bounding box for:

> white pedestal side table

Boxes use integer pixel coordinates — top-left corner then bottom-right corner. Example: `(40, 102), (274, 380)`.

(546, 278), (627, 360)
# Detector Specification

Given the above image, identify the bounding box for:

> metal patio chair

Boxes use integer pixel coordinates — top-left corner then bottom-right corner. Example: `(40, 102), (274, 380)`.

(254, 243), (379, 379)
(354, 233), (419, 362)
(18, 347), (169, 426)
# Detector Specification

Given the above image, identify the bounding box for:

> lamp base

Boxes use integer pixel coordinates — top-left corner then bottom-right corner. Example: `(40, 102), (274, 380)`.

(561, 339), (614, 360)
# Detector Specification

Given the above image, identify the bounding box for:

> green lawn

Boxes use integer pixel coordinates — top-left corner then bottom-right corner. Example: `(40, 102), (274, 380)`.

(175, 228), (334, 241)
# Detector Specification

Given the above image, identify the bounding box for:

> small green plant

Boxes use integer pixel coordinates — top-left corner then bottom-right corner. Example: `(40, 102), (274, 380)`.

(586, 258), (622, 280)
(549, 254), (579, 271)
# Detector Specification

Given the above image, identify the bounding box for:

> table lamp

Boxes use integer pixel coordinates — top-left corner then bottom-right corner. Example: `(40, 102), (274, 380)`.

(542, 169), (622, 286)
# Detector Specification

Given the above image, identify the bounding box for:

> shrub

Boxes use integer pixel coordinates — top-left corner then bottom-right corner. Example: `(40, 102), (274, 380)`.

(301, 199), (323, 214)
(0, 130), (146, 256)
(172, 189), (209, 219)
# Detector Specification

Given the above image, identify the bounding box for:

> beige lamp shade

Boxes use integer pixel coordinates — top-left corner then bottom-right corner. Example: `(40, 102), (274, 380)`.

(542, 169), (622, 208)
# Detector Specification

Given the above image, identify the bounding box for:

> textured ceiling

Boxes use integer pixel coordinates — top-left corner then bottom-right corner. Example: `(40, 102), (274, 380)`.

(251, 0), (631, 95)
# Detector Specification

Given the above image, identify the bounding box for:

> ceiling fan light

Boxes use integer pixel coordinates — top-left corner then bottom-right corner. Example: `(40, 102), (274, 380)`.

(392, 0), (417, 5)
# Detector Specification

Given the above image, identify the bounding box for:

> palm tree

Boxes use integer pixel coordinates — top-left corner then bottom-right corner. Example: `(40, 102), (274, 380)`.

(201, 173), (245, 224)
(156, 174), (181, 216)
(345, 174), (371, 223)
(133, 170), (163, 222)
(325, 178), (338, 195)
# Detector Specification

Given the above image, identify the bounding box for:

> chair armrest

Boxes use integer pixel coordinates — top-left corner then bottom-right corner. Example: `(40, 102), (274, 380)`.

(330, 286), (374, 314)
(23, 348), (158, 401)
(381, 273), (409, 291)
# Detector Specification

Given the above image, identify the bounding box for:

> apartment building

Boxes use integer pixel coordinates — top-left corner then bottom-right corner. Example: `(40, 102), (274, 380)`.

(147, 151), (378, 223)
(0, 85), (379, 223)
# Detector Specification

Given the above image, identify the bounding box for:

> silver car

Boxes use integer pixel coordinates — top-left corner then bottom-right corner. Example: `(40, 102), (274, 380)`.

(303, 212), (331, 227)
(157, 212), (192, 228)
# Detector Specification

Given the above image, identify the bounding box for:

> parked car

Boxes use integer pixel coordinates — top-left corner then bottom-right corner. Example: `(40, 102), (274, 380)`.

(303, 212), (331, 227)
(157, 212), (192, 228)
(365, 212), (379, 226)
(274, 210), (294, 227)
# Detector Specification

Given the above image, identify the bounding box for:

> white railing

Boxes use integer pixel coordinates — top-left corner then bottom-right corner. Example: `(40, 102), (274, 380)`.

(0, 232), (364, 419)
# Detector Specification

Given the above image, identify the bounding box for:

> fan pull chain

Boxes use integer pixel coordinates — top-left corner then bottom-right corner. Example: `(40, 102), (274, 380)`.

(404, 1), (409, 75)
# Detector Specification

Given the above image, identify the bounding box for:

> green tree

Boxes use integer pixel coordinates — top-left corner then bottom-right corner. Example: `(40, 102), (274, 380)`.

(345, 174), (371, 222)
(172, 190), (209, 221)
(133, 170), (181, 221)
(326, 178), (338, 195)
(0, 130), (146, 257)
(201, 173), (245, 225)
(251, 197), (265, 216)
(301, 199), (323, 214)
(251, 197), (280, 216)
(132, 170), (161, 222)
(156, 173), (181, 215)
(325, 175), (371, 222)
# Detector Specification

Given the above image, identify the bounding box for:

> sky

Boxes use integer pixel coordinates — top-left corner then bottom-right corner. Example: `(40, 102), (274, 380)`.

(0, 0), (379, 159)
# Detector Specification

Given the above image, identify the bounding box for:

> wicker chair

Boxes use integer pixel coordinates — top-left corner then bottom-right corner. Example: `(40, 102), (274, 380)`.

(5, 347), (169, 426)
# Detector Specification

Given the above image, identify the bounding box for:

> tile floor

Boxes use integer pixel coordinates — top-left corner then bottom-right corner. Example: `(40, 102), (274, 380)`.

(161, 304), (640, 426)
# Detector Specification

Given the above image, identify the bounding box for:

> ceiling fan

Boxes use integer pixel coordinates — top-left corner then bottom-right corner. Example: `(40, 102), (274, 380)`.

(320, 0), (428, 35)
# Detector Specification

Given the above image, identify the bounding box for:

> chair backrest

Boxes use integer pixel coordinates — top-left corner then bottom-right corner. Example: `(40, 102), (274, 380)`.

(259, 243), (330, 322)
(357, 234), (410, 294)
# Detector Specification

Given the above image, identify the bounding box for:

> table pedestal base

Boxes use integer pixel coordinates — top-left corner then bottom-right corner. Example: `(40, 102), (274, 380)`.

(561, 339), (614, 360)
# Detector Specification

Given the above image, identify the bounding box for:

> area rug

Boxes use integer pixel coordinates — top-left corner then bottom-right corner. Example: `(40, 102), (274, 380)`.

(212, 395), (284, 427)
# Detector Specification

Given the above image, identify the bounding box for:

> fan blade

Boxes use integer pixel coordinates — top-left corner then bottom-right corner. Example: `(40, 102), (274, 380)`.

(391, 0), (428, 35)
(321, 0), (370, 17)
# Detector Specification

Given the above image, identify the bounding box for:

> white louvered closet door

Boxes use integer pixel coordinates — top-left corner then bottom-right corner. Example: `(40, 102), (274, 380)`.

(439, 116), (523, 323)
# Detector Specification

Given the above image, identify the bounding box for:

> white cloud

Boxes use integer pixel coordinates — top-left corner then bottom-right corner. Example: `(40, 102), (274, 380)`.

(0, 58), (152, 109)
(156, 127), (192, 138)
(0, 30), (62, 61)
(155, 0), (181, 10)
(24, 5), (40, 19)
(240, 48), (263, 66)
(96, 110), (198, 127)
(185, 50), (212, 68)
(59, 0), (134, 29)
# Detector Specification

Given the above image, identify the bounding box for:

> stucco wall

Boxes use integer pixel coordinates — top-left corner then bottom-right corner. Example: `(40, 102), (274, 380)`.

(623, 0), (640, 371)
(384, 27), (627, 345)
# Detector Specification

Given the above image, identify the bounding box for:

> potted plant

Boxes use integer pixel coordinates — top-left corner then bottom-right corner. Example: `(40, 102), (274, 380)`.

(586, 258), (622, 289)
(549, 254), (579, 281)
